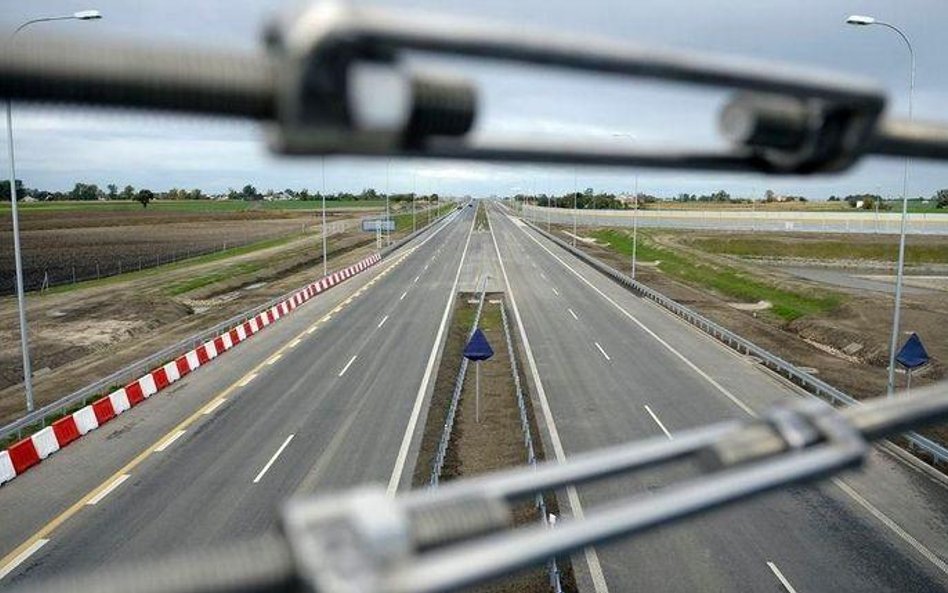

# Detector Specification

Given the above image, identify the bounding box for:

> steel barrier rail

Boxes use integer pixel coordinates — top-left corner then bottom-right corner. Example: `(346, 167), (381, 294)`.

(522, 219), (948, 467)
(0, 206), (458, 444)
(429, 271), (487, 486)
(500, 301), (563, 593)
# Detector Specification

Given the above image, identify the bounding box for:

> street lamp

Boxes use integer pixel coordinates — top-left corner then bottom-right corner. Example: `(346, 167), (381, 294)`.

(845, 15), (915, 398)
(385, 158), (392, 245)
(321, 156), (327, 277)
(572, 168), (578, 246)
(6, 10), (103, 413)
(613, 133), (640, 279)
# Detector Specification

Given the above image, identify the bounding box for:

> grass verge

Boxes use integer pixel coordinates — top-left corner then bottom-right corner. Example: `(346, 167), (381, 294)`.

(589, 229), (842, 321)
(689, 235), (948, 265)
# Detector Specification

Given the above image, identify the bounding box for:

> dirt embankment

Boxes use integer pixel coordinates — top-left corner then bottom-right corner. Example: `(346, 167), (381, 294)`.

(559, 225), (948, 448)
(412, 295), (576, 593)
(0, 214), (395, 424)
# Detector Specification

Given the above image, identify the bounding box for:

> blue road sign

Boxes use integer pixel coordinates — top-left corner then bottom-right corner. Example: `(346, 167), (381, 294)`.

(896, 333), (930, 370)
(362, 218), (395, 232)
(464, 328), (494, 361)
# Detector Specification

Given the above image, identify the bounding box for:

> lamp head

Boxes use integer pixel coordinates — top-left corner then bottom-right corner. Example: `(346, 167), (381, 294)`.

(73, 10), (103, 20)
(846, 15), (875, 26)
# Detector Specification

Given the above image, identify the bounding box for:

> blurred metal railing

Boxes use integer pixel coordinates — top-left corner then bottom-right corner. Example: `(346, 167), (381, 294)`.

(524, 219), (948, 467)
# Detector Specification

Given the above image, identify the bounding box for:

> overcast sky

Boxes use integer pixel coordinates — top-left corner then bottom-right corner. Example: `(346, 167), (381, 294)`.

(3, 0), (948, 199)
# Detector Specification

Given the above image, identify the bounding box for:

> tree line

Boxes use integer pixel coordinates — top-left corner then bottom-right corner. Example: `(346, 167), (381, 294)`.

(0, 180), (441, 208)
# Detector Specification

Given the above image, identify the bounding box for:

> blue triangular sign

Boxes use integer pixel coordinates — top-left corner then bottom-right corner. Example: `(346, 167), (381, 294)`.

(464, 328), (494, 361)
(896, 333), (930, 370)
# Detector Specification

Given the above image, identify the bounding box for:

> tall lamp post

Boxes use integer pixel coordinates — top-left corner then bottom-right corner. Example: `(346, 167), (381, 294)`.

(321, 156), (327, 277)
(6, 10), (102, 413)
(613, 133), (640, 279)
(572, 168), (578, 246)
(846, 14), (915, 398)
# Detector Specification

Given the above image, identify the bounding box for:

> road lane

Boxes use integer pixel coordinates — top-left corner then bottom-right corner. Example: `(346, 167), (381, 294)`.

(1, 206), (476, 584)
(489, 204), (948, 593)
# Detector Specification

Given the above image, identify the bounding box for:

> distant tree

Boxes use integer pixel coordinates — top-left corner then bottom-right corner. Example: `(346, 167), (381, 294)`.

(844, 193), (881, 209)
(136, 189), (154, 208)
(188, 188), (204, 200)
(933, 189), (948, 209)
(764, 189), (776, 202)
(121, 185), (135, 200)
(107, 183), (118, 200)
(0, 179), (25, 201)
(359, 188), (380, 201)
(71, 183), (100, 201)
(828, 195), (840, 202)
(241, 184), (260, 200)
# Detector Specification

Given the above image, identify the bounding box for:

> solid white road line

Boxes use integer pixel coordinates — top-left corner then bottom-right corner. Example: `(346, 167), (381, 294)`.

(153, 429), (186, 452)
(832, 478), (948, 577)
(0, 539), (48, 581)
(644, 405), (673, 440)
(203, 398), (227, 415)
(388, 212), (476, 496)
(338, 355), (358, 377)
(594, 342), (611, 361)
(87, 474), (130, 505)
(400, 291), (408, 300)
(488, 209), (611, 593)
(253, 434), (294, 484)
(516, 216), (948, 579)
(568, 308), (579, 320)
(552, 287), (560, 296)
(237, 373), (257, 387)
(766, 562), (799, 593)
(516, 224), (757, 418)
(378, 315), (390, 329)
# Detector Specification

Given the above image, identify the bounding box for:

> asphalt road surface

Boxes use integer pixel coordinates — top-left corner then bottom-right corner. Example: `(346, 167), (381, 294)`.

(0, 205), (477, 584)
(489, 203), (948, 593)
(2, 200), (947, 593)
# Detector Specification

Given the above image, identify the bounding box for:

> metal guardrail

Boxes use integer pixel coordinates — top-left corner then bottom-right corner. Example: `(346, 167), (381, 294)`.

(0, 206), (458, 445)
(524, 219), (948, 467)
(500, 301), (564, 593)
(428, 273), (488, 487)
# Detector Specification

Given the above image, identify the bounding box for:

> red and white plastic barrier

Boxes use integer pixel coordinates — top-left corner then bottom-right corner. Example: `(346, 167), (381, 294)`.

(0, 253), (383, 486)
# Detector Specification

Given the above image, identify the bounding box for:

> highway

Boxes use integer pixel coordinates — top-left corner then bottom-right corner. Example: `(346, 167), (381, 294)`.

(488, 203), (948, 593)
(1, 199), (947, 592)
(0, 205), (476, 583)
